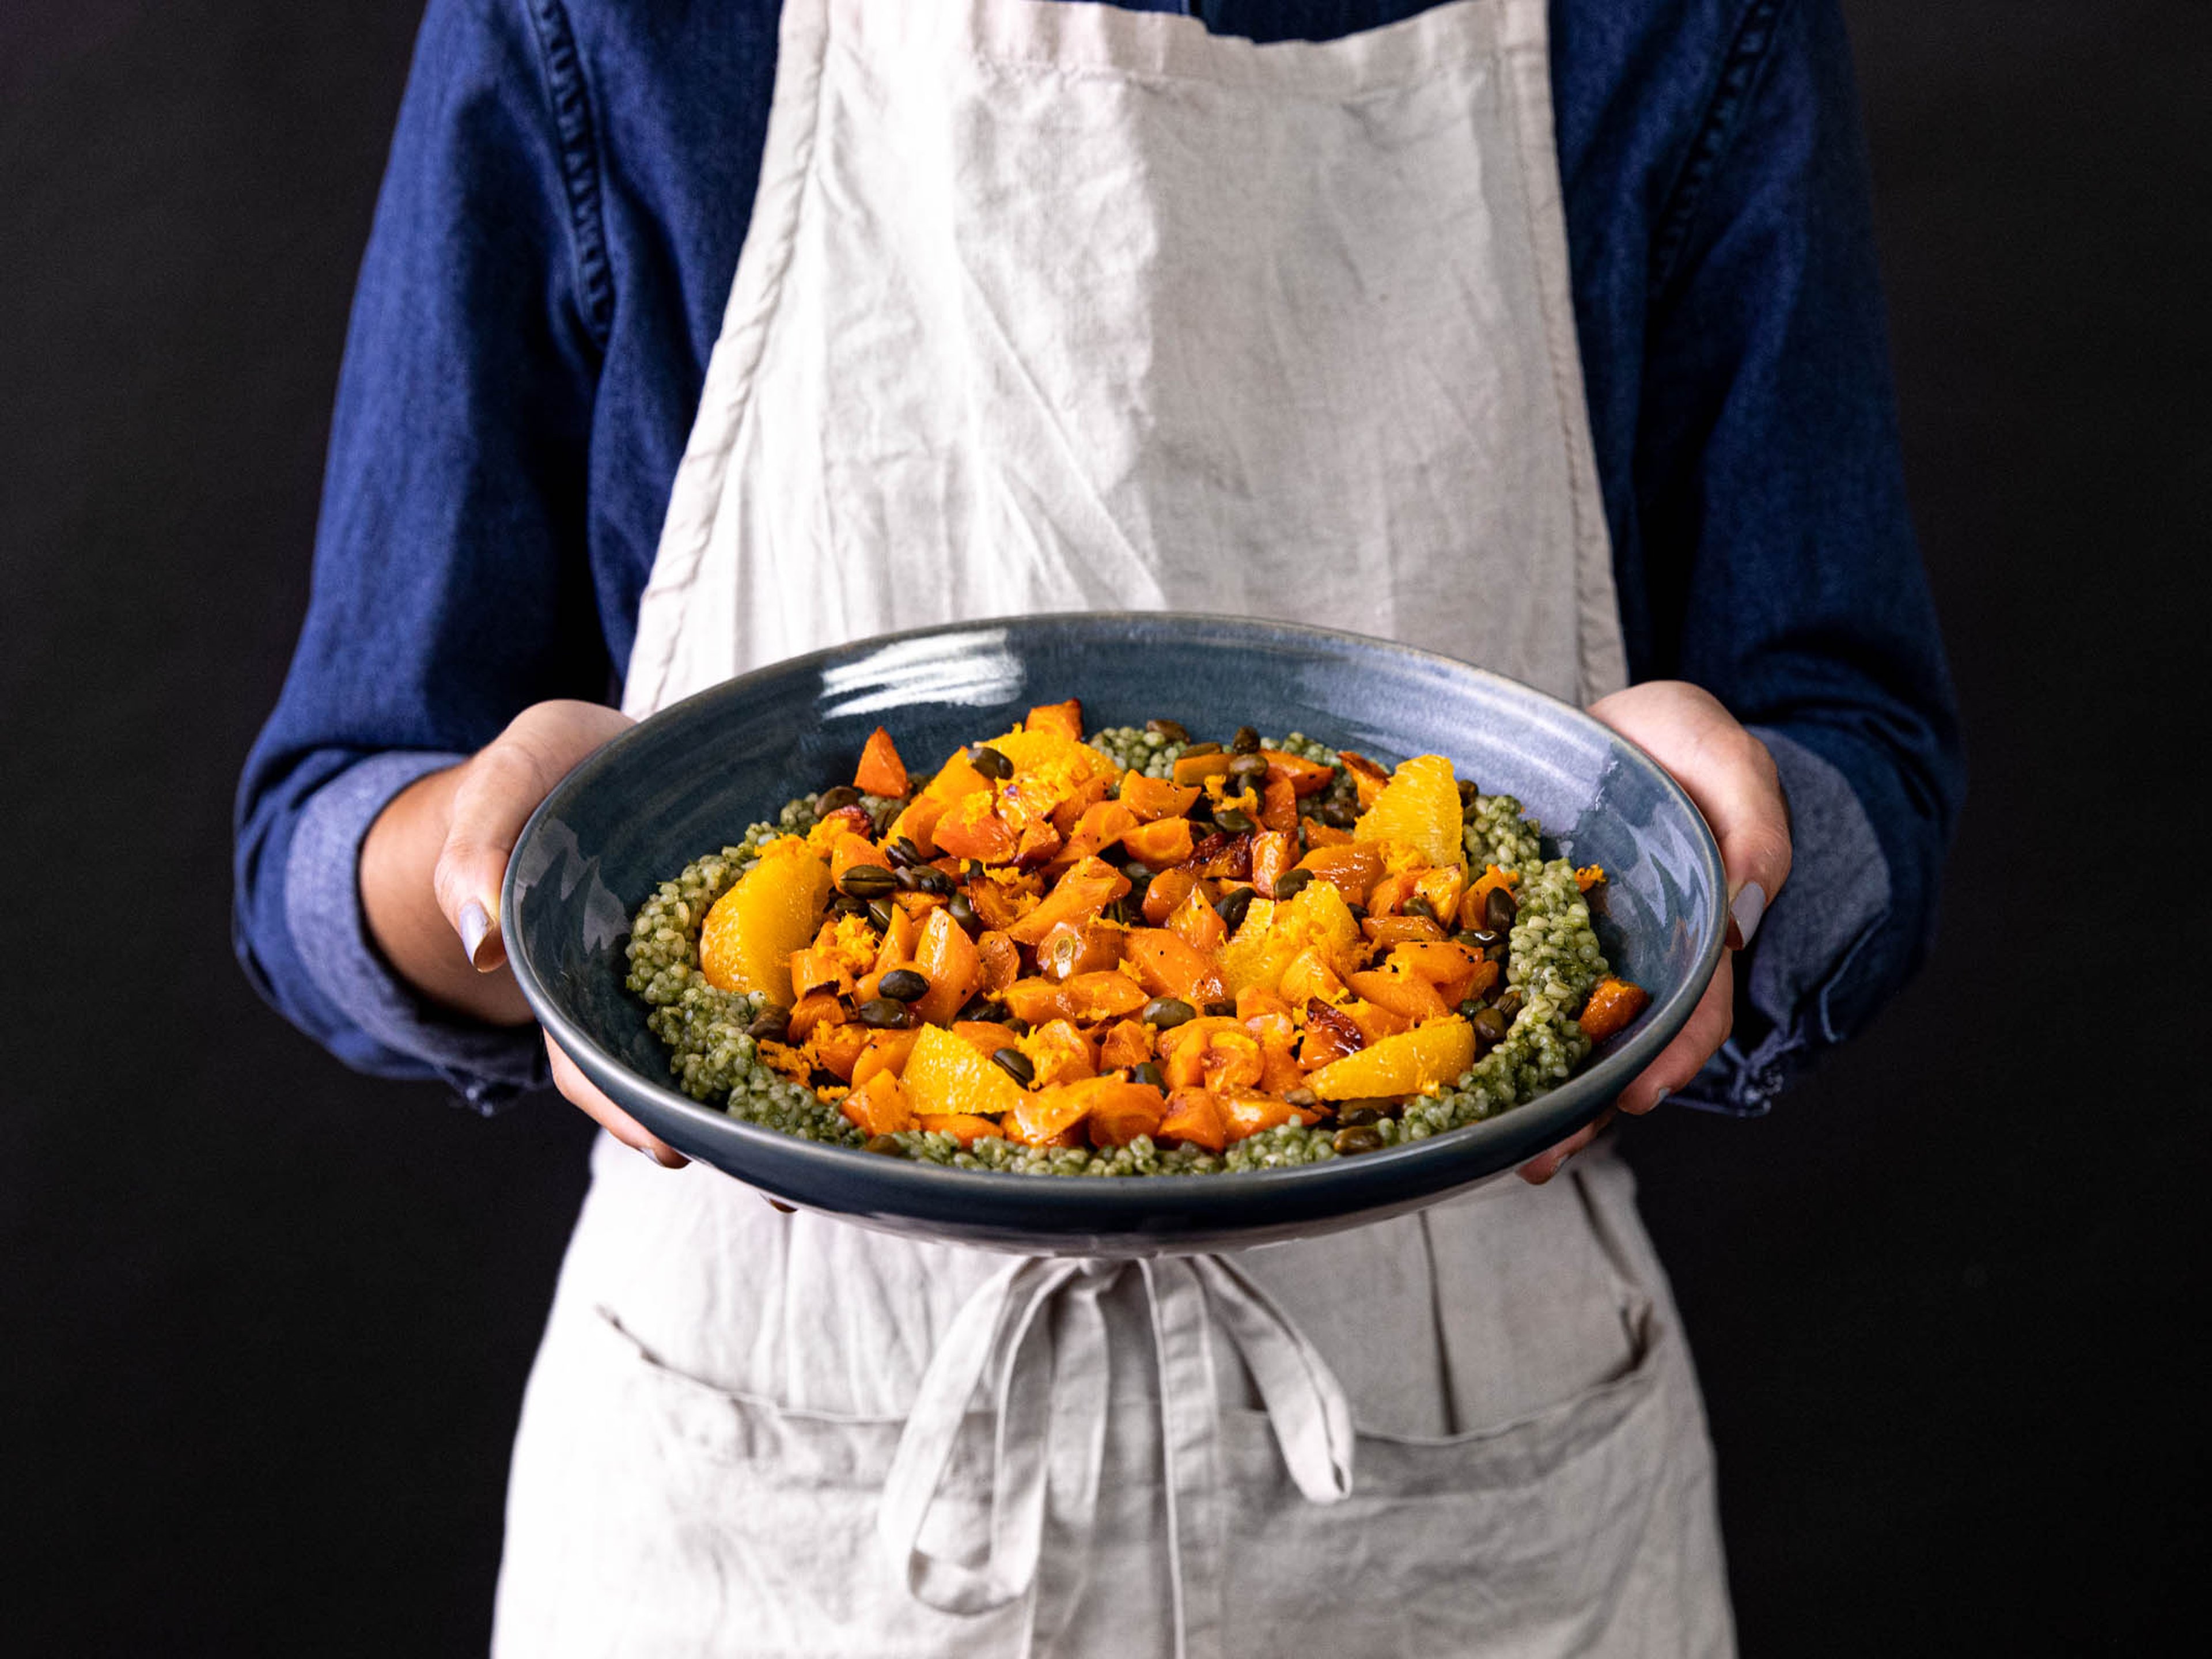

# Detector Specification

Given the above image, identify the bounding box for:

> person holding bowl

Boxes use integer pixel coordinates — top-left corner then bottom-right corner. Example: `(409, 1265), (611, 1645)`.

(237, 1), (1961, 1651)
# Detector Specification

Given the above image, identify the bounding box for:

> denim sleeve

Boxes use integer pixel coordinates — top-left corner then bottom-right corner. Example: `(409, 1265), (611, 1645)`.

(1634, 0), (1966, 1113)
(232, 0), (609, 1108)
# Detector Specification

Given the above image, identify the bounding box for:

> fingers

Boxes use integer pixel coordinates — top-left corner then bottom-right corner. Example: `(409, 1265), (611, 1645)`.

(1616, 946), (1734, 1115)
(432, 701), (634, 974)
(1520, 1106), (1615, 1185)
(546, 1033), (687, 1168)
(1587, 681), (1792, 948)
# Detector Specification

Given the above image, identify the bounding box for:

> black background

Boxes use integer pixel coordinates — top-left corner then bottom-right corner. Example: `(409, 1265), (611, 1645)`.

(3, 2), (2205, 1652)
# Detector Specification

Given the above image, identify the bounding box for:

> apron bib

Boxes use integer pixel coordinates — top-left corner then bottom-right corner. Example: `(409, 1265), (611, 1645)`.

(497, 3), (1729, 1653)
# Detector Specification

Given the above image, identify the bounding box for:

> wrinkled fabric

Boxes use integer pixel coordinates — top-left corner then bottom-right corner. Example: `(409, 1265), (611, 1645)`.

(492, 3), (1731, 1653)
(232, 0), (1964, 1118)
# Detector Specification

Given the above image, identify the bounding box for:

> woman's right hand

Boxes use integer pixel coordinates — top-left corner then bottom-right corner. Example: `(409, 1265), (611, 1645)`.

(363, 699), (688, 1167)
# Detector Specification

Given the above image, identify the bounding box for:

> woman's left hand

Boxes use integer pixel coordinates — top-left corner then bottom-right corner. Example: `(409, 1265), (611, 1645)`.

(1518, 680), (1793, 1183)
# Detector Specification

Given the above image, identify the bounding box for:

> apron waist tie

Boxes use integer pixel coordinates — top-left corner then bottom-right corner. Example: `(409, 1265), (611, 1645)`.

(878, 1253), (1354, 1652)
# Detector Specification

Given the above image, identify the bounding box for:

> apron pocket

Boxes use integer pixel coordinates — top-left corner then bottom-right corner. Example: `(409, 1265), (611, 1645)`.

(1215, 1301), (1674, 1658)
(495, 1303), (1021, 1659)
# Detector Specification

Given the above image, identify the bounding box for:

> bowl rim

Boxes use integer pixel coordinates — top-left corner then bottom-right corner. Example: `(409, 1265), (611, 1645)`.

(503, 609), (1726, 1209)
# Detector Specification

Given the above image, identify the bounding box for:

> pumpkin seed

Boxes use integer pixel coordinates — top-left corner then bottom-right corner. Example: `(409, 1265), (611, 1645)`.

(1142, 997), (1195, 1029)
(746, 1005), (791, 1042)
(1133, 1062), (1166, 1092)
(991, 1047), (1036, 1087)
(863, 1134), (905, 1156)
(857, 998), (910, 1029)
(866, 899), (895, 933)
(878, 968), (929, 1003)
(817, 785), (861, 813)
(948, 893), (982, 935)
(968, 744), (1014, 779)
(1333, 1124), (1387, 1156)
(839, 865), (899, 900)
(1230, 725), (1262, 755)
(1271, 867), (1315, 902)
(1317, 799), (1357, 829)
(1214, 806), (1254, 834)
(1215, 887), (1255, 931)
(1145, 718), (1189, 743)
(1180, 740), (1222, 757)
(885, 836), (923, 868)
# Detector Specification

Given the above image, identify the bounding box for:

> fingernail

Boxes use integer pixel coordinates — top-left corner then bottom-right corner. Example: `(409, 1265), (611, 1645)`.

(635, 1141), (686, 1169)
(1649, 1087), (1671, 1114)
(459, 899), (491, 965)
(1728, 881), (1766, 952)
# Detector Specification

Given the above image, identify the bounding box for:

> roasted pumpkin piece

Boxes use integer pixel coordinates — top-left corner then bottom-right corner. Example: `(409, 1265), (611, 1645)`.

(849, 1027), (921, 1089)
(1165, 883), (1228, 956)
(1012, 818), (1065, 868)
(1160, 1021), (1264, 1093)
(1385, 941), (1488, 1009)
(1018, 1019), (1099, 1088)
(902, 1024), (1026, 1120)
(887, 793), (950, 858)
(1046, 772), (1113, 838)
(1278, 946), (1350, 1009)
(1001, 971), (1149, 1025)
(919, 748), (996, 803)
(952, 1019), (1025, 1058)
(1119, 772), (1201, 823)
(1305, 1016), (1474, 1101)
(870, 903), (919, 974)
(1299, 998), (1366, 1070)
(1410, 863), (1467, 927)
(1302, 821), (1355, 848)
(1259, 748), (1338, 797)
(1158, 1088), (1229, 1152)
(1124, 928), (1228, 1007)
(1038, 919), (1123, 982)
(975, 929), (1021, 994)
(967, 872), (1040, 933)
(1361, 914), (1446, 949)
(789, 942), (857, 1001)
(1024, 698), (1085, 742)
(828, 834), (892, 888)
(1577, 975), (1649, 1041)
(1171, 751), (1233, 788)
(842, 1069), (915, 1138)
(1002, 855), (1131, 946)
(1337, 750), (1392, 809)
(1058, 800), (1139, 865)
(1257, 777), (1298, 832)
(1296, 843), (1386, 907)
(1339, 998), (1413, 1047)
(807, 1020), (873, 1082)
(1346, 966), (1454, 1024)
(1141, 866), (1199, 926)
(1085, 1081), (1169, 1147)
(1096, 1018), (1154, 1070)
(1122, 816), (1195, 867)
(934, 793), (1019, 863)
(1365, 870), (1418, 918)
(1257, 1037), (1305, 1095)
(1006, 1082), (1093, 1147)
(1457, 864), (1519, 929)
(1250, 830), (1300, 898)
(1221, 1093), (1317, 1142)
(810, 802), (876, 845)
(699, 839), (832, 998)
(918, 1113), (1003, 1147)
(785, 990), (844, 1045)
(853, 726), (909, 798)
(912, 907), (984, 1025)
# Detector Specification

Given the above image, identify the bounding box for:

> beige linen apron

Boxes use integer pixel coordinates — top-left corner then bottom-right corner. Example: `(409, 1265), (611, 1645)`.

(494, 2), (1730, 1653)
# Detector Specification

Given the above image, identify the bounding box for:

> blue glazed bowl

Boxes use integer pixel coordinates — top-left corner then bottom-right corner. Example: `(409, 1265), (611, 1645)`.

(503, 613), (1724, 1256)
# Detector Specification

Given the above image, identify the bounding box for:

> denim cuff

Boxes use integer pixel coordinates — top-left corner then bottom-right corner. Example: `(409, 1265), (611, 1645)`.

(1671, 727), (1891, 1116)
(284, 751), (551, 1113)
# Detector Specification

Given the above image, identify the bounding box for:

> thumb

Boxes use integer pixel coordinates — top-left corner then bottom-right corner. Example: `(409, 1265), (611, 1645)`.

(431, 701), (635, 973)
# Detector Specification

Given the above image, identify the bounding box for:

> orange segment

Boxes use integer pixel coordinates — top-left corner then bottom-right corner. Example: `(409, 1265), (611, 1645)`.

(1353, 754), (1465, 872)
(1304, 1017), (1475, 1102)
(900, 1024), (1026, 1120)
(698, 839), (832, 998)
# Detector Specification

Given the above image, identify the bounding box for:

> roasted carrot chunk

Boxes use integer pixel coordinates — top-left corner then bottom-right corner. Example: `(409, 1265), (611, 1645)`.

(1346, 967), (1453, 1023)
(1259, 749), (1338, 797)
(1086, 1082), (1169, 1147)
(1141, 866), (1200, 926)
(854, 726), (909, 798)
(841, 1069), (914, 1137)
(1097, 1018), (1155, 1070)
(1577, 975), (1649, 1041)
(934, 793), (1018, 863)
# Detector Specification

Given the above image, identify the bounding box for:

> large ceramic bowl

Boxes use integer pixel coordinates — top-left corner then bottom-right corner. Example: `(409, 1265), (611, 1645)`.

(503, 613), (1724, 1255)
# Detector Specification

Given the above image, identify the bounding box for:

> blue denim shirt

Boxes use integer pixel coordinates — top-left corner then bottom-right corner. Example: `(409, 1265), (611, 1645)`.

(235, 0), (1963, 1115)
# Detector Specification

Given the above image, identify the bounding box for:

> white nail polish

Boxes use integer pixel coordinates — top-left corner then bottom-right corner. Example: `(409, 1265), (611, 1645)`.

(1729, 881), (1767, 950)
(459, 899), (491, 965)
